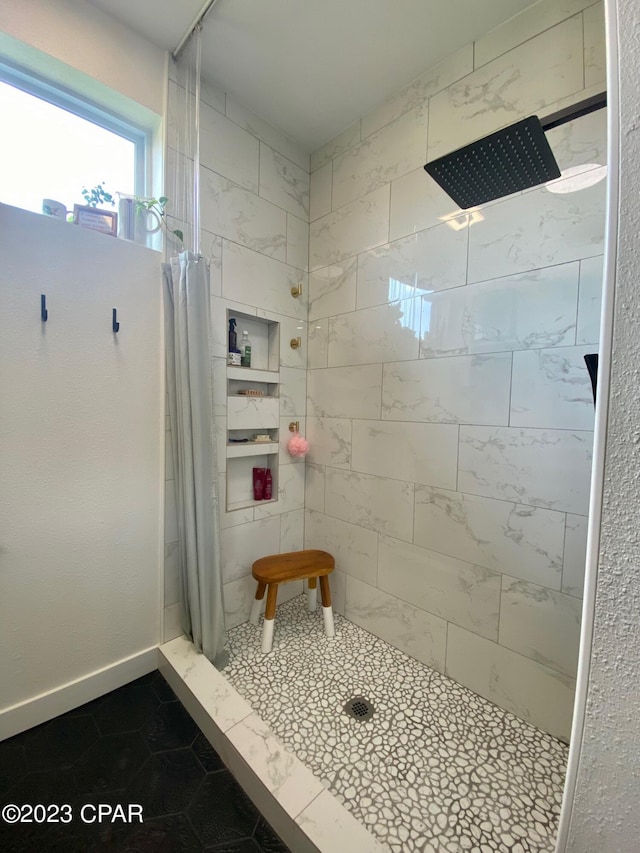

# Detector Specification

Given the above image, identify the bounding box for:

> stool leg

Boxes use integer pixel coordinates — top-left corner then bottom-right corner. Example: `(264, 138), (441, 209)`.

(250, 581), (266, 625)
(307, 576), (317, 612)
(262, 584), (279, 653)
(319, 575), (335, 639)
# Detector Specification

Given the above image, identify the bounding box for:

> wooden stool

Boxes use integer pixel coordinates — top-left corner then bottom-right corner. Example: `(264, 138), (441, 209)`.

(249, 549), (336, 653)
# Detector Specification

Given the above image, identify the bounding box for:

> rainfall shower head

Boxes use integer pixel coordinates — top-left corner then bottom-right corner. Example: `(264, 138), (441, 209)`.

(424, 92), (607, 210)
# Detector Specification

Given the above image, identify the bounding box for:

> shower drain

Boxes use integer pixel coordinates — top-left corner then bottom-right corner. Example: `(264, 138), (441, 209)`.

(344, 695), (374, 722)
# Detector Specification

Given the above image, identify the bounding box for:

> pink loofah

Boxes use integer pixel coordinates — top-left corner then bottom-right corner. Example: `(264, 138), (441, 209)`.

(287, 432), (309, 457)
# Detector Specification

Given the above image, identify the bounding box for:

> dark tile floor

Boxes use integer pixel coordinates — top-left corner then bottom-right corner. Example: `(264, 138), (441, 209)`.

(0, 671), (290, 852)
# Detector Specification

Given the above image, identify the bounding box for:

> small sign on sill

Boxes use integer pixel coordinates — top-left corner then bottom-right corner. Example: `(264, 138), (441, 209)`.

(73, 204), (118, 236)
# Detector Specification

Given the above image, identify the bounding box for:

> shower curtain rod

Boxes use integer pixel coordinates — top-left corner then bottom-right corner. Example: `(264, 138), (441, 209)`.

(173, 0), (222, 60)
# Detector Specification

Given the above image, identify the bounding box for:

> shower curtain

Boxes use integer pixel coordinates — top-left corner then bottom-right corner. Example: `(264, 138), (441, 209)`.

(163, 253), (227, 669)
(163, 26), (227, 668)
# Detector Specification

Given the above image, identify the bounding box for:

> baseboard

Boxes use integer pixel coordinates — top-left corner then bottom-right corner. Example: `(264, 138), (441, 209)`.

(0, 646), (158, 741)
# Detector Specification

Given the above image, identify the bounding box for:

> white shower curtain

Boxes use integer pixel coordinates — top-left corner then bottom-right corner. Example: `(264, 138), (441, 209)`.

(163, 251), (228, 668)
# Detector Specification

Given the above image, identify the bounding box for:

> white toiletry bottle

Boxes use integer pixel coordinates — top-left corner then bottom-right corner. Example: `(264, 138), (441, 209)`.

(240, 330), (252, 368)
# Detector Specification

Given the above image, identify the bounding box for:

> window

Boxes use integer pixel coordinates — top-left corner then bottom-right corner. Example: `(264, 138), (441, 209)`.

(0, 63), (147, 217)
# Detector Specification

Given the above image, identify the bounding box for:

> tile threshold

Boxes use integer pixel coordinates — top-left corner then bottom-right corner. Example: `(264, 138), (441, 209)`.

(158, 635), (390, 853)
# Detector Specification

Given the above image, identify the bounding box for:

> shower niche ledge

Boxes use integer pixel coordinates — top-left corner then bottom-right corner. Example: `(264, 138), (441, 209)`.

(226, 309), (280, 512)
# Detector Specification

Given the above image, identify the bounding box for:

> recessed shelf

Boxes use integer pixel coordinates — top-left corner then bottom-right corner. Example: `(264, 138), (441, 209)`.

(227, 366), (279, 384)
(226, 441), (279, 458)
(227, 496), (278, 512)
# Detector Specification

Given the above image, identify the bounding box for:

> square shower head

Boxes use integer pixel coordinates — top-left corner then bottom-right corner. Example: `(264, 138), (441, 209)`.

(423, 115), (561, 209)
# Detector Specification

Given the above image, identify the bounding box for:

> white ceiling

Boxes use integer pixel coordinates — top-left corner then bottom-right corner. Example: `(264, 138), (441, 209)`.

(89, 0), (539, 152)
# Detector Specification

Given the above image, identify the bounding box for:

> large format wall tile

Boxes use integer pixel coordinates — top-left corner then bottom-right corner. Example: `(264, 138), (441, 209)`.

(467, 181), (606, 283)
(311, 121), (361, 172)
(286, 214), (309, 271)
(499, 576), (582, 677)
(414, 486), (565, 589)
(200, 167), (286, 261)
(307, 364), (382, 419)
(356, 223), (468, 310)
(351, 419), (458, 489)
(309, 185), (389, 270)
(510, 346), (596, 430)
(225, 94), (309, 171)
(545, 109), (608, 172)
(389, 167), (458, 242)
(222, 240), (306, 320)
(583, 1), (606, 88)
(378, 535), (501, 640)
(324, 468), (414, 542)
(200, 101), (259, 192)
(428, 17), (584, 160)
(328, 299), (421, 367)
(382, 353), (511, 425)
(345, 576), (447, 671)
(362, 45), (473, 140)
(309, 259), (357, 320)
(562, 513), (589, 597)
(304, 463), (325, 513)
(458, 425), (593, 515)
(421, 264), (580, 358)
(304, 509), (378, 585)
(445, 624), (576, 742)
(221, 516), (281, 583)
(307, 319), (328, 369)
(259, 144), (310, 221)
(279, 366), (307, 417)
(306, 417), (352, 469)
(280, 508), (304, 553)
(332, 106), (428, 210)
(473, 0), (594, 68)
(310, 162), (332, 222)
(577, 255), (604, 345)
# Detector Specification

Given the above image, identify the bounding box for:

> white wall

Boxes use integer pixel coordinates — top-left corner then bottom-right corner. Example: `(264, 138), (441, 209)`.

(564, 0), (640, 846)
(0, 204), (163, 737)
(304, 0), (607, 742)
(0, 0), (166, 117)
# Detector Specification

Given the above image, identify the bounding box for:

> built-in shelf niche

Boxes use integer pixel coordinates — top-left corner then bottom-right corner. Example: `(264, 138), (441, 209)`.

(227, 310), (279, 372)
(225, 309), (280, 511)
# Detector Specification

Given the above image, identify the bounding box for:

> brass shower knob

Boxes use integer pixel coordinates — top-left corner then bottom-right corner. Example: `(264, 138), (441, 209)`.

(290, 337), (302, 349)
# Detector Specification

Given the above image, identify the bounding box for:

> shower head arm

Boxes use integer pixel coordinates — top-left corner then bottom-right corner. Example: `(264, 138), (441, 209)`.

(540, 92), (607, 132)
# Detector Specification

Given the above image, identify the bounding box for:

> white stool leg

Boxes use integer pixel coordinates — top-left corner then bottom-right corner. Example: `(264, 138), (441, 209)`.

(322, 605), (335, 638)
(261, 584), (278, 654)
(319, 575), (335, 639)
(250, 581), (266, 625)
(307, 577), (317, 612)
(261, 618), (275, 653)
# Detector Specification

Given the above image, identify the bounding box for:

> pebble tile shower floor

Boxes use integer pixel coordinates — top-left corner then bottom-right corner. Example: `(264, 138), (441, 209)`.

(224, 596), (569, 853)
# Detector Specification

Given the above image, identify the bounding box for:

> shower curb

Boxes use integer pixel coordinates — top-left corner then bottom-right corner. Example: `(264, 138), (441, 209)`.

(158, 636), (390, 853)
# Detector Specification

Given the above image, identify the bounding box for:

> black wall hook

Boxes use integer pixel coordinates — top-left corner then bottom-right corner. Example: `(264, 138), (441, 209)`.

(112, 308), (120, 333)
(41, 294), (48, 322)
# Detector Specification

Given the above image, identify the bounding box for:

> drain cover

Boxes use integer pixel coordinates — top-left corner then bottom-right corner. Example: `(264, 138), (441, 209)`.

(344, 695), (374, 721)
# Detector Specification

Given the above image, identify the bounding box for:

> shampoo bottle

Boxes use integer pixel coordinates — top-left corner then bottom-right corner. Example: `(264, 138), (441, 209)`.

(228, 318), (241, 365)
(240, 330), (252, 367)
(264, 469), (272, 500)
(253, 467), (266, 501)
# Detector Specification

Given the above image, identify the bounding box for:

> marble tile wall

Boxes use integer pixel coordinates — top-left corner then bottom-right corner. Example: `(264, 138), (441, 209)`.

(304, 1), (606, 739)
(164, 69), (310, 638)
